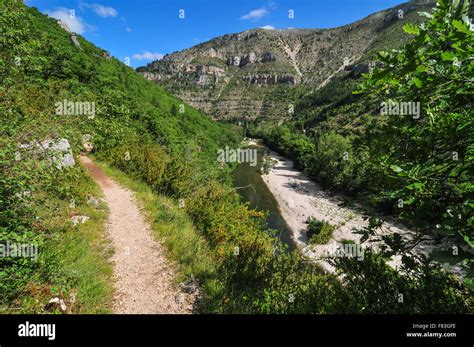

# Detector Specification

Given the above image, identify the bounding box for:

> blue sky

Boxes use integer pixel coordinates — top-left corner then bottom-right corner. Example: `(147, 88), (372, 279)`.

(26, 0), (407, 67)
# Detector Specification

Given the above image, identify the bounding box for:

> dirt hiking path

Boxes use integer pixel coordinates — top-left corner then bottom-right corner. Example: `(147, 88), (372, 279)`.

(80, 155), (193, 314)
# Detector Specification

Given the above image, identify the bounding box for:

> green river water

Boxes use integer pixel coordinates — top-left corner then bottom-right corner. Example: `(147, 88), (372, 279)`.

(232, 143), (294, 248)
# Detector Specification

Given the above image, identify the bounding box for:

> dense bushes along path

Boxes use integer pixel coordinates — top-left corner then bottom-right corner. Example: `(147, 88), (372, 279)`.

(80, 156), (194, 314)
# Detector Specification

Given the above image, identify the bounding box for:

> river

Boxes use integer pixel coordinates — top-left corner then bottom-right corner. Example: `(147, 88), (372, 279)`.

(232, 142), (295, 249)
(232, 141), (472, 283)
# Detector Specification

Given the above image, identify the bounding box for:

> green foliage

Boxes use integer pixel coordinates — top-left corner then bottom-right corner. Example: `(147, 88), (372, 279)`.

(254, 124), (372, 194)
(1, 0), (344, 314)
(310, 131), (353, 189)
(254, 0), (473, 307)
(330, 248), (472, 313)
(262, 155), (274, 174)
(0, 0), (235, 311)
(330, 216), (472, 313)
(105, 142), (345, 313)
(256, 0), (473, 244)
(357, 0), (474, 241)
(96, 161), (217, 288)
(306, 218), (335, 245)
(0, 126), (113, 312)
(1, 0), (471, 314)
(257, 125), (316, 171)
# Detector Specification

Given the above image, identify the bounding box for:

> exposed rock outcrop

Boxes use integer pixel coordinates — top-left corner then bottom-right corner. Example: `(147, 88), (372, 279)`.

(57, 20), (71, 32)
(71, 34), (80, 48)
(260, 52), (276, 63)
(137, 2), (435, 120)
(203, 47), (222, 59)
(243, 74), (296, 85)
(19, 138), (75, 170)
(227, 52), (276, 67)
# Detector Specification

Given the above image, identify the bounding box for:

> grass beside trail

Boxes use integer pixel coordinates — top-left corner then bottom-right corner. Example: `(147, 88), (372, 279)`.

(95, 159), (218, 299)
(8, 171), (114, 314)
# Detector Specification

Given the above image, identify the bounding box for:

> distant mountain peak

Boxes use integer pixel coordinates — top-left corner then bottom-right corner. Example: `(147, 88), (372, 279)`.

(138, 2), (435, 121)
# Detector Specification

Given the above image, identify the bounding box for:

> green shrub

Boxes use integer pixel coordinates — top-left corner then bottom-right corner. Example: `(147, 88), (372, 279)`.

(306, 217), (335, 245)
(262, 155), (273, 174)
(309, 131), (352, 190)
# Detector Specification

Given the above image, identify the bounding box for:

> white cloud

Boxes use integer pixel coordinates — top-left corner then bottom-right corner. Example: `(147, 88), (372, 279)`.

(126, 27), (132, 32)
(240, 8), (269, 21)
(47, 7), (88, 34)
(80, 2), (118, 18)
(260, 25), (275, 30)
(132, 51), (164, 61)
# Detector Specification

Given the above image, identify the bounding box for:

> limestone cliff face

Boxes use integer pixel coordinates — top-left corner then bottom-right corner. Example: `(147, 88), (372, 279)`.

(138, 2), (434, 121)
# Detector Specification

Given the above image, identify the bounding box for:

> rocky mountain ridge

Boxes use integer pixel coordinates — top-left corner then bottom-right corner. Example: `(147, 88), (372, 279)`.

(138, 1), (435, 120)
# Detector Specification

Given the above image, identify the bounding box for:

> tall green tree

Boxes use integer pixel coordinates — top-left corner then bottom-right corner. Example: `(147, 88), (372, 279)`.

(357, 0), (473, 245)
